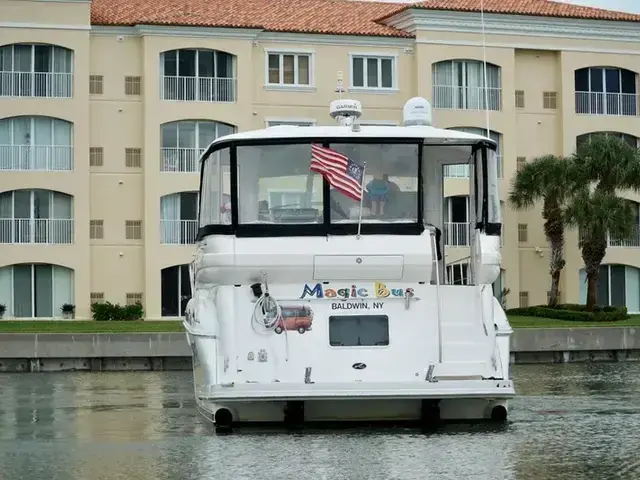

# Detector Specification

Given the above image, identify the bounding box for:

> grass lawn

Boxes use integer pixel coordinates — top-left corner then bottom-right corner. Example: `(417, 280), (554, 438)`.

(0, 320), (184, 334)
(508, 315), (640, 329)
(1, 316), (640, 333)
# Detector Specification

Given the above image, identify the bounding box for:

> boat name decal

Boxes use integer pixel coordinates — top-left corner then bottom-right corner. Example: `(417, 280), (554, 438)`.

(300, 282), (413, 300)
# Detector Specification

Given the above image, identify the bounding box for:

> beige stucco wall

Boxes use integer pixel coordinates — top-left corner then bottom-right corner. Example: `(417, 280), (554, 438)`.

(2, 0), (640, 317)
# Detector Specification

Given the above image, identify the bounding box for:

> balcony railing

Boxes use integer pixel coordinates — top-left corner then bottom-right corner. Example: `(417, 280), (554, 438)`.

(443, 156), (503, 179)
(608, 225), (640, 248)
(0, 145), (73, 171)
(0, 72), (73, 98)
(160, 219), (199, 245)
(0, 218), (74, 244)
(160, 147), (204, 173)
(433, 85), (501, 111)
(444, 222), (470, 247)
(575, 91), (638, 116)
(161, 76), (236, 103)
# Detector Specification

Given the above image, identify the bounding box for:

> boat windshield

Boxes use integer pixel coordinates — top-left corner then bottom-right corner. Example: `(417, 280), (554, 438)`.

(236, 142), (420, 225)
(198, 139), (423, 237)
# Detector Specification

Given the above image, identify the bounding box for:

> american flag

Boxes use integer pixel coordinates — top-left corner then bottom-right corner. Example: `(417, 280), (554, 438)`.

(310, 144), (365, 201)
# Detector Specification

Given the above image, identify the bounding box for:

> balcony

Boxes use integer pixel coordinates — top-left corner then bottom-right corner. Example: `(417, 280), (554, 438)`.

(161, 147), (204, 173)
(161, 76), (236, 103)
(0, 72), (73, 99)
(0, 145), (73, 171)
(432, 85), (501, 111)
(444, 222), (470, 247)
(443, 156), (503, 179)
(160, 219), (198, 245)
(575, 91), (638, 116)
(608, 225), (640, 248)
(0, 218), (74, 244)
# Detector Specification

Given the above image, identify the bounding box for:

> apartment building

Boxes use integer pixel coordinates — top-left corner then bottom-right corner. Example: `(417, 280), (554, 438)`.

(1, 0), (640, 319)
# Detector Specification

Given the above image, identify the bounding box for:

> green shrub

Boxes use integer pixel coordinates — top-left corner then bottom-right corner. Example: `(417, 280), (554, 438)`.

(91, 301), (144, 321)
(506, 303), (628, 322)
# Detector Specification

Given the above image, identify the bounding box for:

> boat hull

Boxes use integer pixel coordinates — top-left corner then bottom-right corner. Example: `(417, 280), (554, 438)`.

(195, 380), (515, 425)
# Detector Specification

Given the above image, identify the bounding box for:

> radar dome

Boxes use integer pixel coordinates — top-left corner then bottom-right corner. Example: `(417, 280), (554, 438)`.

(402, 97), (432, 126)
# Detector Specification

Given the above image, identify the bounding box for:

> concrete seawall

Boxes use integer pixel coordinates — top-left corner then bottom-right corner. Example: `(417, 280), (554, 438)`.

(0, 327), (639, 372)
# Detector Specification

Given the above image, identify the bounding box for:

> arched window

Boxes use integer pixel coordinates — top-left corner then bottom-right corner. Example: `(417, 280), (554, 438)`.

(576, 131), (639, 150)
(432, 60), (501, 111)
(579, 264), (640, 313)
(574, 67), (637, 116)
(161, 264), (191, 317)
(160, 120), (235, 172)
(0, 43), (73, 98)
(0, 264), (74, 318)
(160, 192), (199, 244)
(0, 189), (73, 244)
(160, 49), (236, 102)
(0, 116), (73, 171)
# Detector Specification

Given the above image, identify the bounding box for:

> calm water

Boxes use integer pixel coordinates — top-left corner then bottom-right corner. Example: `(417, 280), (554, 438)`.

(1, 364), (639, 480)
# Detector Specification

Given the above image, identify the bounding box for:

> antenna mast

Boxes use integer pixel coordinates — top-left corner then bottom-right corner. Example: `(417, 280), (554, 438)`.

(480, 0), (491, 138)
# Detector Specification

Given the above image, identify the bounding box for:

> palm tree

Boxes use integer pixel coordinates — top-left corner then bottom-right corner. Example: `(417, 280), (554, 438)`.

(564, 134), (640, 311)
(508, 155), (572, 307)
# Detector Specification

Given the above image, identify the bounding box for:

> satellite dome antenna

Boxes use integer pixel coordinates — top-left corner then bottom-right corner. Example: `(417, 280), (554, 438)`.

(330, 71), (362, 131)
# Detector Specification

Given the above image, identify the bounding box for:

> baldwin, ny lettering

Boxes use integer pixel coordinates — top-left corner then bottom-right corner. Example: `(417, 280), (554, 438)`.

(331, 301), (385, 310)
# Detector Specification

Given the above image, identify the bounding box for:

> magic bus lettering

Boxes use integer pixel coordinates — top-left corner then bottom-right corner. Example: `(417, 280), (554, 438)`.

(300, 282), (413, 299)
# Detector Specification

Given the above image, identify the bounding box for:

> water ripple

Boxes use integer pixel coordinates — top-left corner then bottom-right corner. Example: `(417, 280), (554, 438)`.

(1, 364), (640, 479)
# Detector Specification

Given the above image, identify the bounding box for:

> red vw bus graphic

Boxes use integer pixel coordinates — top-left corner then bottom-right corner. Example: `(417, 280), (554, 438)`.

(275, 306), (314, 334)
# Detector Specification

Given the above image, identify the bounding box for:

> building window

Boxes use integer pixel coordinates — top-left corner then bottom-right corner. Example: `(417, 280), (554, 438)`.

(126, 293), (143, 306)
(577, 132), (639, 150)
(0, 264), (74, 318)
(125, 220), (142, 240)
(161, 120), (235, 173)
(266, 52), (311, 87)
(90, 292), (105, 304)
(161, 264), (192, 317)
(0, 190), (74, 244)
(446, 262), (470, 286)
(160, 192), (199, 244)
(518, 224), (528, 243)
(444, 195), (470, 247)
(574, 67), (637, 116)
(125, 148), (142, 168)
(443, 127), (503, 178)
(265, 119), (315, 127)
(89, 147), (103, 167)
(0, 116), (73, 171)
(543, 91), (557, 109)
(90, 75), (103, 95)
(516, 157), (526, 172)
(579, 265), (640, 312)
(515, 90), (525, 108)
(160, 49), (235, 102)
(433, 60), (501, 111)
(90, 220), (104, 239)
(519, 291), (529, 308)
(0, 43), (73, 98)
(351, 55), (395, 90)
(124, 76), (142, 95)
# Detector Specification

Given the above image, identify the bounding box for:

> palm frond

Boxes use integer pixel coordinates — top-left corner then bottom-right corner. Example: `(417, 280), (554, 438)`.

(507, 155), (572, 211)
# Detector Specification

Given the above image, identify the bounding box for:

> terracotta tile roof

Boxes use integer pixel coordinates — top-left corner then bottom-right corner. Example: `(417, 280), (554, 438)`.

(90, 0), (412, 38)
(90, 0), (640, 38)
(388, 0), (640, 22)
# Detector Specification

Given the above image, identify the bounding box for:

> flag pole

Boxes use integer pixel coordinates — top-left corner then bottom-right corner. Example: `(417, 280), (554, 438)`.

(357, 161), (366, 239)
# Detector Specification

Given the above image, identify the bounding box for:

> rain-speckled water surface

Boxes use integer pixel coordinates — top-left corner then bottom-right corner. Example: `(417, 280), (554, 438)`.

(1, 363), (639, 480)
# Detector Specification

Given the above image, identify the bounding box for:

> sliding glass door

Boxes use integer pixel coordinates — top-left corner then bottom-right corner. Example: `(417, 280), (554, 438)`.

(0, 264), (73, 318)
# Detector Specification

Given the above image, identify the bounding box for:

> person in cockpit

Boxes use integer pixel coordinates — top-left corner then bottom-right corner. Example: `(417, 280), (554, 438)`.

(366, 173), (400, 216)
